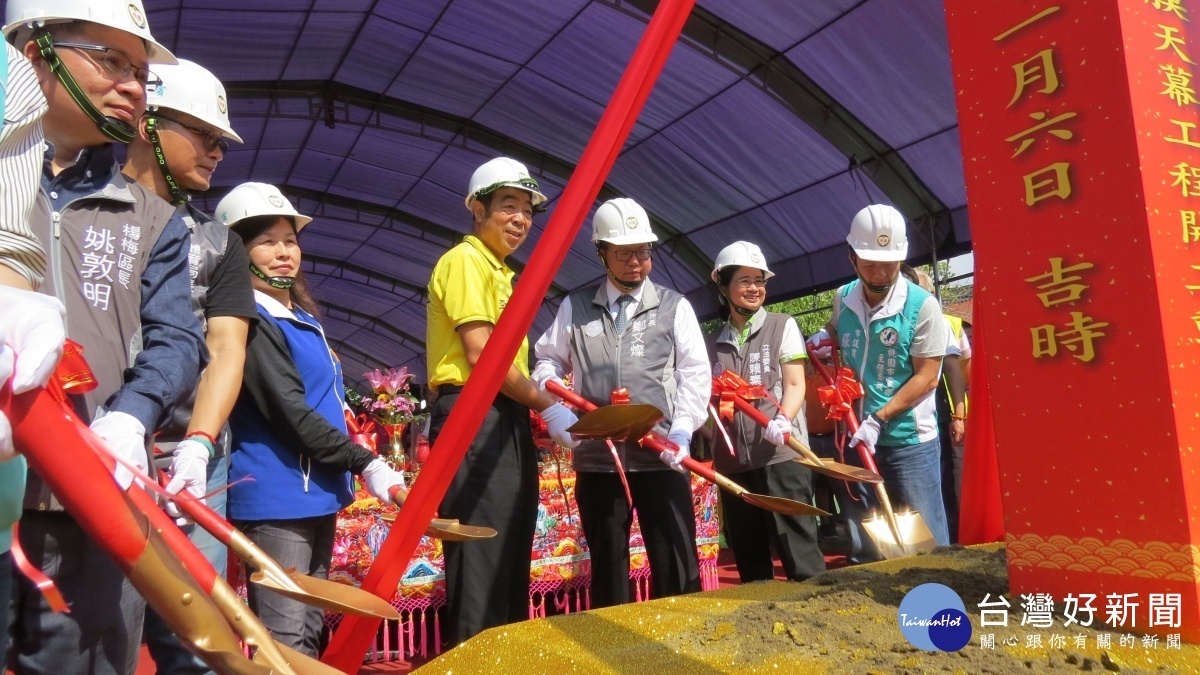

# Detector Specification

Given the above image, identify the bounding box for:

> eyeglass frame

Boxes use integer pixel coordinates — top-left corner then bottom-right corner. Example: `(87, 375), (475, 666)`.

(608, 247), (653, 263)
(731, 275), (769, 289)
(51, 41), (160, 88)
(150, 112), (230, 153)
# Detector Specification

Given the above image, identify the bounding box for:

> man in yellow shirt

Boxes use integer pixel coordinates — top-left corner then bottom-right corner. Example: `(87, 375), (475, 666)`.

(426, 156), (578, 646)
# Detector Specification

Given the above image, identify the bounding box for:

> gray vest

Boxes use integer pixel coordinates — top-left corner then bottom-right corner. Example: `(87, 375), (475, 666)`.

(568, 281), (681, 473)
(707, 310), (808, 474)
(27, 164), (176, 511)
(156, 203), (230, 452)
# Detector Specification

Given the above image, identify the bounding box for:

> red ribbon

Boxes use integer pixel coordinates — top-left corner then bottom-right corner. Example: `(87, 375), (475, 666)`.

(816, 367), (865, 421)
(345, 412), (379, 453)
(10, 525), (69, 614)
(711, 372), (771, 422)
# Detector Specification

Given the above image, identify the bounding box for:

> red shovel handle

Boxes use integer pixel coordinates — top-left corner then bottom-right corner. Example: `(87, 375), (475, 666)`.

(804, 342), (883, 476)
(164, 479), (236, 543)
(546, 380), (592, 413)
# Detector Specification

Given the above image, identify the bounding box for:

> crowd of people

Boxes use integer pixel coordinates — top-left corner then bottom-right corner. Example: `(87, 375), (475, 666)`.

(0, 0), (972, 672)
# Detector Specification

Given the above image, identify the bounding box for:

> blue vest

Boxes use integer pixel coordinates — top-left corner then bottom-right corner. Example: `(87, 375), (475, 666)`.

(229, 304), (354, 520)
(835, 279), (931, 447)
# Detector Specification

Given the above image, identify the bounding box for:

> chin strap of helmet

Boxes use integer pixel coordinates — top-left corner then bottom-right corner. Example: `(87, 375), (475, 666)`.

(35, 33), (136, 144)
(144, 116), (189, 205)
(597, 247), (643, 292)
(249, 262), (294, 290)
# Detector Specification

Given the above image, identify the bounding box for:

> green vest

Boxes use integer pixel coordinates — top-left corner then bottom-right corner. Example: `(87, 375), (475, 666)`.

(835, 279), (932, 447)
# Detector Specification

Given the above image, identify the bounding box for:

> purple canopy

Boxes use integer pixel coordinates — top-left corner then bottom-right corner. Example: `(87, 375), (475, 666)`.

(141, 0), (969, 383)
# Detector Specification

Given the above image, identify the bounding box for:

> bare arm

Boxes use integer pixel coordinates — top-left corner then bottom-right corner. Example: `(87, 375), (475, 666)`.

(0, 265), (33, 290)
(458, 320), (555, 412)
(874, 355), (942, 423)
(186, 315), (250, 438)
(942, 354), (967, 445)
(777, 359), (806, 420)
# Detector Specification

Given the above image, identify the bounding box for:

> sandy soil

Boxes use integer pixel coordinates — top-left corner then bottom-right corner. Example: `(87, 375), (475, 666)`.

(420, 545), (1199, 674)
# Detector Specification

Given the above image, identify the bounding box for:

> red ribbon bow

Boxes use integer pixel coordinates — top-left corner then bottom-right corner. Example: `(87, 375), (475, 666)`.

(817, 367), (864, 421)
(711, 372), (769, 422)
(345, 411), (380, 454)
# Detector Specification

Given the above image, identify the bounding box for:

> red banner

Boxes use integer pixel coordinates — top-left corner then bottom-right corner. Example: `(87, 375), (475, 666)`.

(946, 0), (1200, 640)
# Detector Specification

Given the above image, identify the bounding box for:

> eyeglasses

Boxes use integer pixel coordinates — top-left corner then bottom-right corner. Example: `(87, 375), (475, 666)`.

(54, 42), (159, 88)
(153, 114), (230, 153)
(733, 277), (768, 289)
(611, 248), (652, 263)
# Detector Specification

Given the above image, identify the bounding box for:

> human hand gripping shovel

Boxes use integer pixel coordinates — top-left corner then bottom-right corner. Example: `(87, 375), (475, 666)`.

(804, 341), (937, 559)
(379, 486), (497, 541)
(709, 371), (882, 484)
(545, 380), (828, 517)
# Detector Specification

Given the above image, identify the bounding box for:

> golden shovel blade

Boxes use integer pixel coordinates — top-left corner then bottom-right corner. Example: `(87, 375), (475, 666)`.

(250, 569), (400, 620)
(380, 513), (498, 541)
(567, 404), (664, 442)
(254, 640), (346, 675)
(862, 510), (938, 560)
(740, 492), (830, 517)
(192, 647), (274, 675)
(795, 456), (884, 484)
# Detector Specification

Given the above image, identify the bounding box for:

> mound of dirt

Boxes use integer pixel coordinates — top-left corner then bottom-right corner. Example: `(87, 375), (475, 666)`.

(421, 545), (1199, 674)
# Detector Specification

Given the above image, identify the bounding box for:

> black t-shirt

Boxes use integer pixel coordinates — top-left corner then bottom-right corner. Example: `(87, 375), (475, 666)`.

(206, 234), (258, 321)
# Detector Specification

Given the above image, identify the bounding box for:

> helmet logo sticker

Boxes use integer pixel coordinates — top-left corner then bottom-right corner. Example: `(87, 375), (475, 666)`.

(217, 95), (227, 114)
(626, 216), (639, 229)
(128, 3), (147, 28)
(877, 234), (891, 247)
(268, 195), (285, 208)
(880, 327), (899, 347)
(750, 252), (761, 263)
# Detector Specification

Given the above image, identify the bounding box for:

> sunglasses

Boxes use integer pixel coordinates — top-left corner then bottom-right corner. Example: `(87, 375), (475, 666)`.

(153, 113), (230, 153)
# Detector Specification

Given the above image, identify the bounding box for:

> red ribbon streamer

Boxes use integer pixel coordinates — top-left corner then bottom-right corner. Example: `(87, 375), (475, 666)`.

(9, 524), (69, 613)
(322, 1), (698, 667)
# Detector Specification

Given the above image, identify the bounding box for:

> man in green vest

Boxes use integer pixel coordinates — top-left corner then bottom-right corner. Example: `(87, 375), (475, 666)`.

(808, 204), (949, 563)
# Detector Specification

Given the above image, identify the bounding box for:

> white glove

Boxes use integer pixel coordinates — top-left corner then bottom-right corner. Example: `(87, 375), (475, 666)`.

(539, 402), (580, 449)
(806, 328), (832, 360)
(849, 414), (883, 455)
(163, 439), (211, 520)
(659, 432), (691, 474)
(362, 457), (407, 503)
(764, 414), (792, 447)
(0, 287), (66, 394)
(90, 411), (147, 490)
(0, 330), (15, 462)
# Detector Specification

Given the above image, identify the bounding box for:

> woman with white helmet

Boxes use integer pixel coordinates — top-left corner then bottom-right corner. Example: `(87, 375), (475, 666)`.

(218, 183), (407, 656)
(706, 241), (826, 582)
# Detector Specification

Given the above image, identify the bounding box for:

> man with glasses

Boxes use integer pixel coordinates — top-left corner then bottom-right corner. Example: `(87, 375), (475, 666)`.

(123, 58), (255, 675)
(3, 1), (205, 672)
(533, 197), (710, 608)
(426, 156), (579, 645)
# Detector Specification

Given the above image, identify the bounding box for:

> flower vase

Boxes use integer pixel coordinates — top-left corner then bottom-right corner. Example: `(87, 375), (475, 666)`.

(382, 423), (408, 471)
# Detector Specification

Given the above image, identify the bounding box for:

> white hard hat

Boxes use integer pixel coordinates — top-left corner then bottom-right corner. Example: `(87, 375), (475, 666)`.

(148, 59), (242, 143)
(592, 197), (657, 246)
(216, 182), (313, 232)
(846, 204), (908, 262)
(465, 157), (547, 209)
(4, 0), (176, 65)
(711, 241), (774, 283)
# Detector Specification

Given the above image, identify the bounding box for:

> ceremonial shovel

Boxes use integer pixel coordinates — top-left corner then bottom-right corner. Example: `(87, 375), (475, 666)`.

(709, 373), (882, 484)
(547, 380), (828, 517)
(805, 343), (937, 559)
(165, 483), (402, 621)
(380, 486), (498, 541)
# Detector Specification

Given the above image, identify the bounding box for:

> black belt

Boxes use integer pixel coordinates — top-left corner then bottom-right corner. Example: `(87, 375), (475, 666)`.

(436, 384), (464, 395)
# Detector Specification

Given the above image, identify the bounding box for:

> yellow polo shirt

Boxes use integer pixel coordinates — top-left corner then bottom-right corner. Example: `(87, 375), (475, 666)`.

(426, 235), (530, 387)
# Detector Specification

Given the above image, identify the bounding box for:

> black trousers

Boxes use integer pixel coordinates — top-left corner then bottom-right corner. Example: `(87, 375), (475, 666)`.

(722, 460), (825, 582)
(575, 470), (700, 609)
(431, 390), (538, 647)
